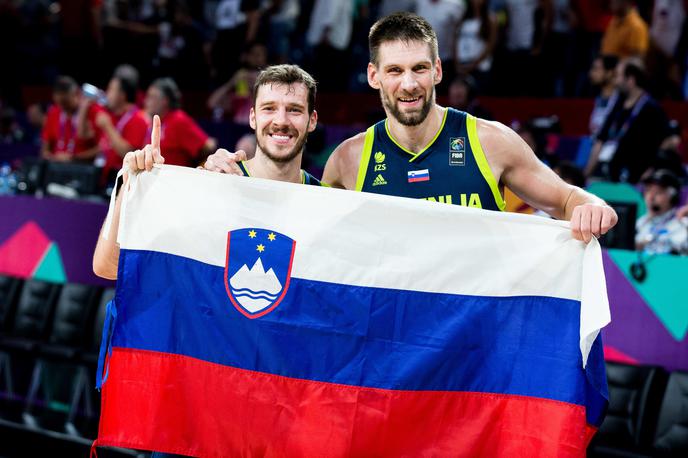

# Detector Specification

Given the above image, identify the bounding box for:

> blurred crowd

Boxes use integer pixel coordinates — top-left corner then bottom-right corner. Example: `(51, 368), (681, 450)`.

(0, 0), (686, 99)
(0, 0), (687, 254)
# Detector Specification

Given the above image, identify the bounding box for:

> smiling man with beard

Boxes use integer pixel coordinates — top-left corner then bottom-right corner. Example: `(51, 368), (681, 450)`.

(321, 12), (617, 243)
(93, 65), (321, 282)
(206, 64), (322, 185)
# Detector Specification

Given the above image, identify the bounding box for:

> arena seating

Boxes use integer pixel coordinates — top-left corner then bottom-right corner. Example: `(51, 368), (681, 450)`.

(2, 274), (687, 457)
(0, 275), (139, 457)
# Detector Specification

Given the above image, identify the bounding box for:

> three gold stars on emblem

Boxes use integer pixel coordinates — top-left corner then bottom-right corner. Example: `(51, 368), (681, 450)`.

(248, 230), (277, 252)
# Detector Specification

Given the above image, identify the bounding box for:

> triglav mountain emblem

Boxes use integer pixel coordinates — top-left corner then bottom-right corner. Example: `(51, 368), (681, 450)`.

(224, 228), (296, 318)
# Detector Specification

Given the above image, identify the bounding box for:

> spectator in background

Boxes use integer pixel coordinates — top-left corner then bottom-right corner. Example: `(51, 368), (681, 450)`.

(416, 0), (466, 91)
(207, 42), (267, 125)
(496, 0), (553, 96)
(211, 0), (261, 83)
(94, 66), (150, 184)
(647, 0), (686, 98)
(588, 54), (619, 136)
(41, 76), (102, 162)
(547, 0), (577, 96)
(447, 74), (492, 120)
(453, 0), (497, 93)
(306, 0), (353, 91)
(265, 0), (300, 63)
(143, 77), (216, 168)
(601, 0), (649, 59)
(586, 59), (670, 183)
(635, 169), (688, 254)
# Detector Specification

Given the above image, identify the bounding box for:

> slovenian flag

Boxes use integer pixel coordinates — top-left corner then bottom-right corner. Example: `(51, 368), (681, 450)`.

(408, 168), (430, 182)
(94, 165), (610, 457)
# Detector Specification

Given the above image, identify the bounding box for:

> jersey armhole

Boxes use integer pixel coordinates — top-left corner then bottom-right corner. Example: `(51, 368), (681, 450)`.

(466, 114), (506, 211)
(354, 126), (375, 191)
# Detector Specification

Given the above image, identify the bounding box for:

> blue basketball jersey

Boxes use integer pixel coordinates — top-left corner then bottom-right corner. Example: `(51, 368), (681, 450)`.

(356, 108), (505, 211)
(238, 161), (323, 186)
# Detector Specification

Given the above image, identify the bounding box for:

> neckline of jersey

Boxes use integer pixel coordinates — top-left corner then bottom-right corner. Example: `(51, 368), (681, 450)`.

(384, 107), (449, 162)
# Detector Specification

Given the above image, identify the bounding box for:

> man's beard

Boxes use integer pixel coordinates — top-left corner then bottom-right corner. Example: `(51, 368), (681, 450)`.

(380, 87), (434, 127)
(256, 125), (309, 163)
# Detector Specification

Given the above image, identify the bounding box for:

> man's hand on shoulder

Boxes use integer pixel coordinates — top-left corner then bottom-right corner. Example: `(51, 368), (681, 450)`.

(202, 148), (247, 175)
(570, 203), (618, 243)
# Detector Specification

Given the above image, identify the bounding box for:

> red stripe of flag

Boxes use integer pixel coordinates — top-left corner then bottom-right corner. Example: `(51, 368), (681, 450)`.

(96, 348), (592, 457)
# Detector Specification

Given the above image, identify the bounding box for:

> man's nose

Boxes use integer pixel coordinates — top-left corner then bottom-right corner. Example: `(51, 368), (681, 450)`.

(401, 71), (419, 92)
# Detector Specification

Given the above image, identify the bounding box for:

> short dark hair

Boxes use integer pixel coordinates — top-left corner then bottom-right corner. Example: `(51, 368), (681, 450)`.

(599, 54), (619, 72)
(369, 12), (439, 66)
(253, 64), (317, 114)
(623, 59), (648, 90)
(150, 77), (181, 109)
(54, 75), (78, 94)
(114, 74), (138, 103)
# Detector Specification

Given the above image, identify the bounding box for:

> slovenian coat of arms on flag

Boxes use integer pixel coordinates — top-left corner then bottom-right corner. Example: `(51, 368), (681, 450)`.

(225, 228), (295, 318)
(94, 164), (610, 458)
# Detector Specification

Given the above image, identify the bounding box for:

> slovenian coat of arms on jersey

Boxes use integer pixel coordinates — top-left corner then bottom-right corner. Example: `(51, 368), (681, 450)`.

(449, 137), (466, 166)
(224, 228), (295, 319)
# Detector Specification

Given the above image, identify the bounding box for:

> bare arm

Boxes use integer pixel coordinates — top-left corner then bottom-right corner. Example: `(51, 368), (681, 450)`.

(478, 119), (617, 241)
(93, 188), (124, 280)
(93, 115), (165, 279)
(322, 133), (365, 189)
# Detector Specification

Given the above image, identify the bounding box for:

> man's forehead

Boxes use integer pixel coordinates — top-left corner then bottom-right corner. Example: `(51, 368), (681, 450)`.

(256, 82), (308, 103)
(376, 40), (434, 65)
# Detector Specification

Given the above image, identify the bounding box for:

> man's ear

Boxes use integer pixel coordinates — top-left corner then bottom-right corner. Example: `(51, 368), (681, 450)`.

(308, 110), (318, 133)
(368, 62), (380, 90)
(249, 106), (256, 130)
(434, 58), (443, 86)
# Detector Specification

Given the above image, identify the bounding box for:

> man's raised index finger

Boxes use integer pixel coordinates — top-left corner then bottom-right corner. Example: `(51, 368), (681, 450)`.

(151, 114), (161, 152)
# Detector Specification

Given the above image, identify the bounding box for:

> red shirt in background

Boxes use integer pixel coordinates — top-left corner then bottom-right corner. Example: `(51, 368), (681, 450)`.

(41, 104), (104, 157)
(148, 109), (209, 167)
(100, 107), (150, 177)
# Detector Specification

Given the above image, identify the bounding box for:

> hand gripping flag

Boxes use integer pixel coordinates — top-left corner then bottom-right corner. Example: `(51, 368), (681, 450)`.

(94, 165), (610, 457)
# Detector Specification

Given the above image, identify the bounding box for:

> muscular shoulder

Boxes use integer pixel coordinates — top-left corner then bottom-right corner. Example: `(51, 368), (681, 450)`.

(323, 132), (366, 189)
(474, 118), (526, 180)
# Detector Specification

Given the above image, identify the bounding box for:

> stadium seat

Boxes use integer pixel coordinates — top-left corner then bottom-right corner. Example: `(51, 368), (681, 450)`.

(0, 275), (22, 333)
(589, 362), (669, 457)
(39, 283), (102, 360)
(0, 280), (61, 353)
(652, 371), (688, 456)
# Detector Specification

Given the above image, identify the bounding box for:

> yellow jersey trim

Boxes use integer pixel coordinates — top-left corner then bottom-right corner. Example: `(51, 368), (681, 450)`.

(466, 114), (506, 211)
(240, 160), (251, 177)
(355, 126), (375, 191)
(384, 108), (449, 162)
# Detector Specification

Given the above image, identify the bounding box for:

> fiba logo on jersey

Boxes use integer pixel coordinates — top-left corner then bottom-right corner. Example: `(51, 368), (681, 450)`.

(449, 137), (465, 166)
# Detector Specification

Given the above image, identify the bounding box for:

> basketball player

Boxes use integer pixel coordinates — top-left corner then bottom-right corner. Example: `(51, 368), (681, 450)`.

(93, 65), (322, 280)
(204, 13), (618, 243)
